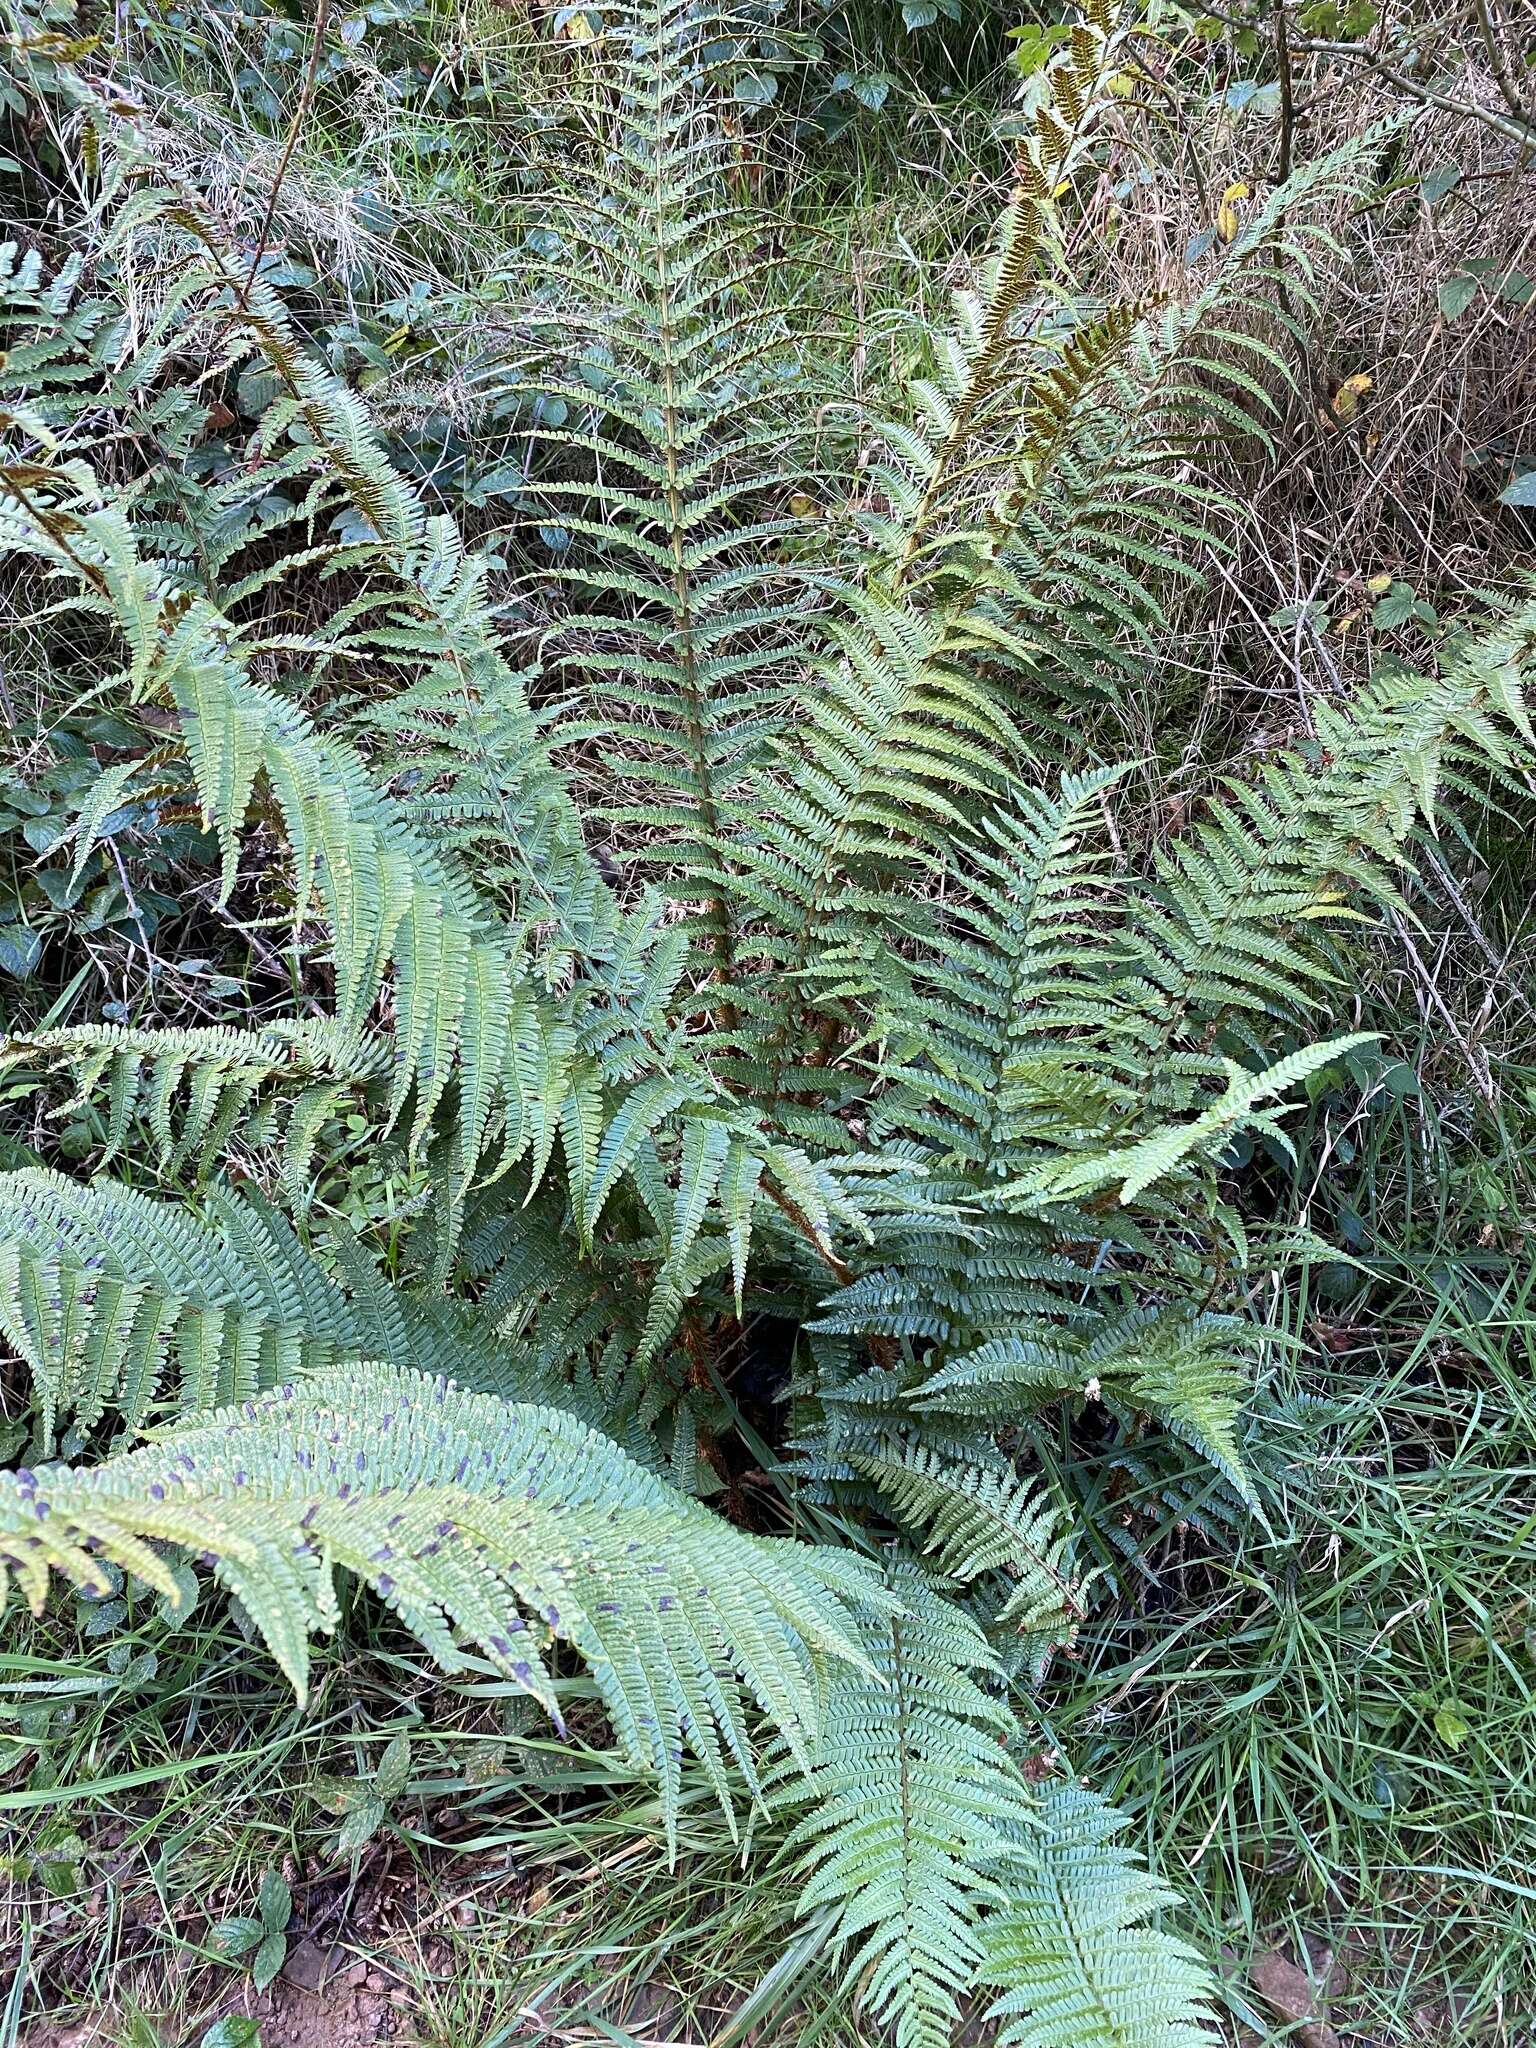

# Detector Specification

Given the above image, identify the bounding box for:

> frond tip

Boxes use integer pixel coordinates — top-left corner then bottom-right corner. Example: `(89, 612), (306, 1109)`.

(777, 1571), (1027, 2048)
(0, 1364), (879, 1834)
(979, 1782), (1217, 2048)
(776, 1574), (1216, 2048)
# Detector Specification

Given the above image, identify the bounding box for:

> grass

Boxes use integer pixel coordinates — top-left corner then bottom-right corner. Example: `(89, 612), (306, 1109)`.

(1, 1605), (853, 2044)
(1033, 1188), (1536, 2043)
(7, 1265), (1536, 2043)
(1025, 926), (1536, 2043)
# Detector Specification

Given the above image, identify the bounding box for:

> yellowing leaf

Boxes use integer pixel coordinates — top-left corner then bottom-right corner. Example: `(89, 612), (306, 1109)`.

(1330, 372), (1373, 421)
(1215, 181), (1250, 244)
(1433, 1702), (1472, 1752)
(1366, 572), (1393, 596)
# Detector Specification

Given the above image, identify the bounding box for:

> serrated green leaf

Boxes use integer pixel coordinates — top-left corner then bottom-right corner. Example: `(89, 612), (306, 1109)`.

(251, 1929), (287, 1992)
(336, 1794), (387, 1855)
(257, 1869), (291, 1931)
(208, 1916), (264, 1959)
(372, 1733), (411, 1801)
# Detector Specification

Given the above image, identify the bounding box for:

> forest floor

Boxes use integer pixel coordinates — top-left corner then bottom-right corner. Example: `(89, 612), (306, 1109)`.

(0, 1830), (1492, 2048)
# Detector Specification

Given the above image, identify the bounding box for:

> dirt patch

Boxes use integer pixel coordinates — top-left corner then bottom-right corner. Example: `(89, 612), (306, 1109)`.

(9, 1826), (454, 2048)
(21, 1970), (415, 2048)
(249, 1973), (410, 2048)
(247, 1939), (415, 2048)
(16, 1919), (425, 2048)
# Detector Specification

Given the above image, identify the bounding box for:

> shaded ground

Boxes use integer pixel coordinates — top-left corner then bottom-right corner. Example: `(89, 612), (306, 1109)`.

(2, 1890), (1500, 2048)
(26, 1972), (408, 2048)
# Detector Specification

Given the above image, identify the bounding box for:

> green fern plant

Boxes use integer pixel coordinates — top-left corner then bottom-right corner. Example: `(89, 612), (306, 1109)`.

(774, 1569), (1032, 2048)
(3, 1), (1534, 2041)
(0, 1364), (882, 1838)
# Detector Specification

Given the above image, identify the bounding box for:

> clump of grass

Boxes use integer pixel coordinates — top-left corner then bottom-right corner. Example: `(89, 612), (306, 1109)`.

(0, 1595), (849, 2044)
(1045, 1263), (1536, 2042)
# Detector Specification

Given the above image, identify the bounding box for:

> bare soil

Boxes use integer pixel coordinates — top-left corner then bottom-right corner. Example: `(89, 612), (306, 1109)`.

(20, 1951), (414, 2048)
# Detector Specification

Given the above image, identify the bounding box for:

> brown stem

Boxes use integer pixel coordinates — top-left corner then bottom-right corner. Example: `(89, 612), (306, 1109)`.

(762, 1177), (854, 1287)
(234, 0), (333, 315)
(1273, 0), (1296, 185)
(3, 473), (109, 595)
(1473, 0), (1536, 135)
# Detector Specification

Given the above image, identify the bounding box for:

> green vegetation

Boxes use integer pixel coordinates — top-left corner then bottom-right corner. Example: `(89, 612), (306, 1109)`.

(2, 0), (1535, 2043)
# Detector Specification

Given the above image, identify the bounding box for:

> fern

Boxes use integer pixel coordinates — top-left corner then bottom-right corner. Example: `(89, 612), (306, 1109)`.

(1, 464), (831, 1347)
(2, 1021), (388, 1191)
(845, 1447), (1079, 1657)
(1110, 636), (1533, 1113)
(776, 1572), (1211, 2048)
(0, 1168), (630, 1450)
(4, 9), (1535, 2044)
(775, 1571), (1029, 2048)
(485, 0), (819, 971)
(0, 1362), (879, 1835)
(978, 1784), (1216, 2048)
(0, 1167), (354, 1444)
(811, 616), (1534, 1498)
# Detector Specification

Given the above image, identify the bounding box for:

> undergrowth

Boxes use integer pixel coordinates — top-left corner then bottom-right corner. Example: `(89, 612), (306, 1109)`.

(2, 0), (1536, 2044)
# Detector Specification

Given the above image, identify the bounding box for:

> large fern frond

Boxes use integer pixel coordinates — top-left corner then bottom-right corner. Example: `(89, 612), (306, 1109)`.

(1113, 623), (1535, 1108)
(0, 1362), (880, 1836)
(777, 1570), (1215, 2048)
(0, 1168), (580, 1446)
(484, 0), (819, 965)
(2, 1021), (389, 1192)
(775, 1571), (1025, 2048)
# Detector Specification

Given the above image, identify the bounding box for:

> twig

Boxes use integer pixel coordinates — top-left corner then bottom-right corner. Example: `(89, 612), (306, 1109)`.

(1422, 845), (1536, 1021)
(1199, 3), (1536, 149)
(762, 1178), (854, 1287)
(1286, 32), (1536, 150)
(1472, 0), (1536, 137)
(1273, 0), (1296, 185)
(2, 474), (109, 595)
(1388, 908), (1496, 1100)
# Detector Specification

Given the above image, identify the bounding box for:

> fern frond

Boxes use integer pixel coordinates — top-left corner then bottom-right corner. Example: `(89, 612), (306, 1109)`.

(0, 1167), (351, 1444)
(1114, 635), (1533, 1110)
(0, 1169), (573, 1445)
(2, 473), (660, 1210)
(488, 0), (819, 959)
(776, 1570), (1025, 2048)
(2, 1022), (389, 1190)
(847, 1445), (1079, 1658)
(868, 764), (1129, 1176)
(978, 1783), (1216, 2048)
(0, 1363), (881, 1838)
(914, 1305), (1257, 1496)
